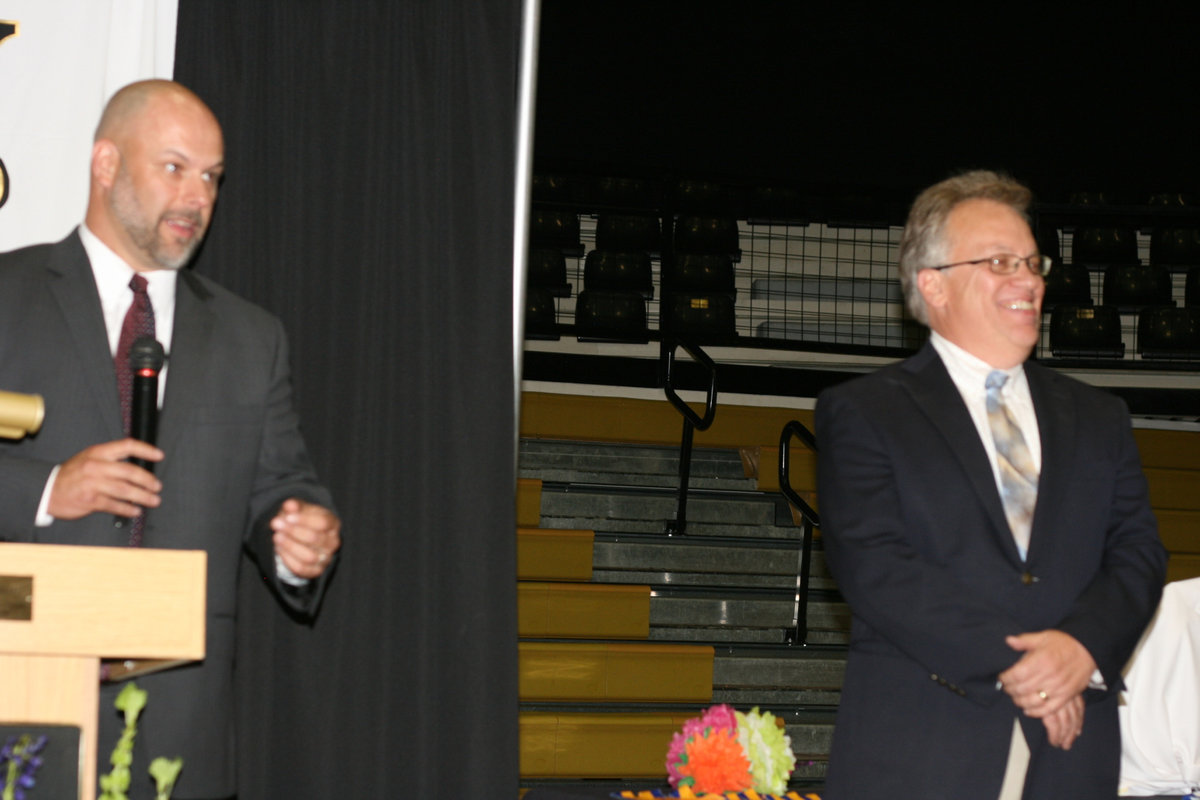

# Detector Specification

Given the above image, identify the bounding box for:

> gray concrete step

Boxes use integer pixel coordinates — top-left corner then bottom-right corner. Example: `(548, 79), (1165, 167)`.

(712, 647), (846, 707)
(715, 649), (846, 691)
(519, 438), (754, 490)
(538, 486), (787, 532)
(593, 535), (835, 591)
(648, 593), (850, 645)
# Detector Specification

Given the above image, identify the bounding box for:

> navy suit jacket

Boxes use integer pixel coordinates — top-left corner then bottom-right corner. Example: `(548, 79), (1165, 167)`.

(0, 231), (335, 798)
(815, 343), (1166, 800)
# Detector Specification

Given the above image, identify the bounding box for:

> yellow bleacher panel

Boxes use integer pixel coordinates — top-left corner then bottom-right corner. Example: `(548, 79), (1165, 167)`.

(519, 642), (713, 702)
(1167, 555), (1200, 583)
(517, 528), (594, 581)
(1136, 428), (1200, 471)
(605, 643), (713, 701)
(518, 582), (650, 639)
(520, 711), (694, 778)
(1156, 510), (1200, 554)
(1146, 468), (1200, 512)
(517, 478), (542, 527)
(520, 391), (814, 449)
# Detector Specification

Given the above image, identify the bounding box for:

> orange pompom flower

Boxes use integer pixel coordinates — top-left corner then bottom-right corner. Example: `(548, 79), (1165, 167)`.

(677, 727), (753, 794)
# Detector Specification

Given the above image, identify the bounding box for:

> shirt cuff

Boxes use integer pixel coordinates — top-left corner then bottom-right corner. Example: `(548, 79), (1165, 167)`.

(275, 554), (310, 587)
(35, 465), (61, 527)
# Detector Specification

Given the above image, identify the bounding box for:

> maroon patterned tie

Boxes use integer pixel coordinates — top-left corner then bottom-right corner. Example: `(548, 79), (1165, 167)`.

(115, 274), (155, 545)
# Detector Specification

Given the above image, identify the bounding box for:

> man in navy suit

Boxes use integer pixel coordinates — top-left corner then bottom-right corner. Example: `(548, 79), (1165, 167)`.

(815, 171), (1166, 799)
(0, 80), (342, 799)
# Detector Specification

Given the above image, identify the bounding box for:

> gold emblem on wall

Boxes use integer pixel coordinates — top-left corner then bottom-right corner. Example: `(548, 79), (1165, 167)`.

(0, 157), (9, 210)
(0, 21), (17, 210)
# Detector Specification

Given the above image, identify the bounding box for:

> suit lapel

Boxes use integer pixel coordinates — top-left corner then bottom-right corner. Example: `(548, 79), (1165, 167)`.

(45, 232), (123, 439)
(1025, 362), (1074, 562)
(897, 344), (1023, 560)
(157, 270), (215, 457)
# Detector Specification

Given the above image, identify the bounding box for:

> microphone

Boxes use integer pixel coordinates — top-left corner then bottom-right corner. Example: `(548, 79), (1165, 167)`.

(128, 336), (165, 471)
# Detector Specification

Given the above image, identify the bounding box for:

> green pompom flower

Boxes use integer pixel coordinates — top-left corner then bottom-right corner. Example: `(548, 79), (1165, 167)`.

(734, 707), (797, 795)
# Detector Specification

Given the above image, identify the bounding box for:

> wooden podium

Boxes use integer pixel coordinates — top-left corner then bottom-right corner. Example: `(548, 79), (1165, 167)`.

(0, 543), (206, 800)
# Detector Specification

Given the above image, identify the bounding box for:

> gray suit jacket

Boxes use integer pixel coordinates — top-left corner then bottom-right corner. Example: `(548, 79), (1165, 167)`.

(0, 230), (335, 797)
(815, 343), (1166, 800)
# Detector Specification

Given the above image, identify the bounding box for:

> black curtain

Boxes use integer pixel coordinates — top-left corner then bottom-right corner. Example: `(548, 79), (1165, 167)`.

(174, 3), (520, 796)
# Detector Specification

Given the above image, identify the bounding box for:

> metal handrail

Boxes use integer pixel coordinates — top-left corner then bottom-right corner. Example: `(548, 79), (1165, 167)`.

(662, 341), (718, 536)
(662, 341), (717, 429)
(779, 419), (820, 645)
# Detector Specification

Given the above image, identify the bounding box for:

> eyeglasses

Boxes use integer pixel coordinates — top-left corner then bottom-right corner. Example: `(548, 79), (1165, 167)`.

(928, 253), (1052, 277)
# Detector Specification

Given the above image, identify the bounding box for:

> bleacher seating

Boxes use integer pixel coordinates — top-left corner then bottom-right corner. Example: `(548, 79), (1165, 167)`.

(1138, 306), (1200, 360)
(527, 246), (572, 298)
(1042, 261), (1093, 310)
(1102, 263), (1173, 311)
(583, 250), (654, 298)
(524, 286), (559, 341)
(1049, 304), (1125, 358)
(595, 213), (661, 255)
(574, 288), (649, 342)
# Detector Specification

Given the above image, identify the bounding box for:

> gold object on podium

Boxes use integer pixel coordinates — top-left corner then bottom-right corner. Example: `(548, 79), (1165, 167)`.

(0, 389), (44, 439)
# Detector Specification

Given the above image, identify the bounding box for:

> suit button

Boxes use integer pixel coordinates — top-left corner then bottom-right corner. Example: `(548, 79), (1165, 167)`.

(1021, 571), (1035, 586)
(930, 673), (939, 682)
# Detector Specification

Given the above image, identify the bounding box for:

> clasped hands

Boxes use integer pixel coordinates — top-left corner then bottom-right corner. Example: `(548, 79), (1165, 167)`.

(998, 630), (1096, 751)
(48, 438), (341, 579)
(270, 497), (341, 579)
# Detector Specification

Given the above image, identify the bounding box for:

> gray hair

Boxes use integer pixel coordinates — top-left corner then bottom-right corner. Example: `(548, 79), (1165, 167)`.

(898, 170), (1032, 325)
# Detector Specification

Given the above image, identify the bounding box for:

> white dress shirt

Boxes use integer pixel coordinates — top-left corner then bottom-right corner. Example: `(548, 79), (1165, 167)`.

(929, 332), (1041, 559)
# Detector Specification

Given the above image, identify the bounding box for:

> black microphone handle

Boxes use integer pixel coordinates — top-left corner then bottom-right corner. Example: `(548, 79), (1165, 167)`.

(129, 371), (158, 471)
(128, 335), (165, 472)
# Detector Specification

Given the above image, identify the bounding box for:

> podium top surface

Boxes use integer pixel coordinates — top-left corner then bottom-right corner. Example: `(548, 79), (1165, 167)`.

(0, 542), (206, 660)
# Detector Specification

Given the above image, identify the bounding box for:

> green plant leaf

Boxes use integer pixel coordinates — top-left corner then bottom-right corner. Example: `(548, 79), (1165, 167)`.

(114, 683), (148, 725)
(149, 757), (183, 799)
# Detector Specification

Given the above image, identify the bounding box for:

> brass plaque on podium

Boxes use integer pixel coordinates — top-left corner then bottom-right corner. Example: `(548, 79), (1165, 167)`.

(0, 574), (33, 620)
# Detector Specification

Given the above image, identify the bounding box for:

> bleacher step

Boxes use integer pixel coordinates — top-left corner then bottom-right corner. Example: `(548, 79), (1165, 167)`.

(649, 594), (849, 638)
(519, 710), (833, 780)
(593, 536), (833, 590)
(714, 649), (845, 690)
(539, 488), (791, 538)
(518, 528), (594, 581)
(520, 439), (753, 490)
(518, 582), (650, 639)
(519, 642), (713, 702)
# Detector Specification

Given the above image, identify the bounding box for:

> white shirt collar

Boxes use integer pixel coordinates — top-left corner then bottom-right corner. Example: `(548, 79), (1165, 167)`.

(78, 224), (178, 356)
(929, 331), (1028, 399)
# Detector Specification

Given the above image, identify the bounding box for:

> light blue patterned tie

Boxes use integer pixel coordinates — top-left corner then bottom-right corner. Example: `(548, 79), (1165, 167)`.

(986, 371), (1038, 558)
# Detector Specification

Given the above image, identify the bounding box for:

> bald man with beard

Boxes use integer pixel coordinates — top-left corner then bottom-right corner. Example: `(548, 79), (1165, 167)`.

(0, 80), (341, 800)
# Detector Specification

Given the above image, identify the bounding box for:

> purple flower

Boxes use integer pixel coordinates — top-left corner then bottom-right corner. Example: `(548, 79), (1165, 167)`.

(2, 734), (48, 800)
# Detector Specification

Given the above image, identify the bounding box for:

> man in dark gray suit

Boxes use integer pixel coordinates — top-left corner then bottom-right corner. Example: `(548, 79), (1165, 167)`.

(815, 171), (1166, 799)
(0, 80), (341, 799)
